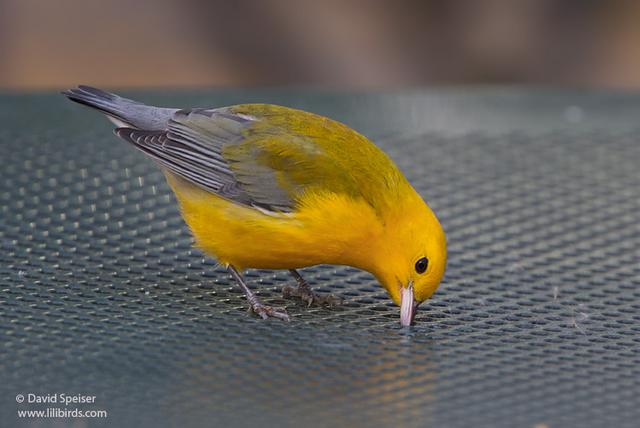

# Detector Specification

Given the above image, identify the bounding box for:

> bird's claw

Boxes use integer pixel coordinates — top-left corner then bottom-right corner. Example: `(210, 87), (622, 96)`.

(282, 284), (343, 307)
(249, 302), (290, 321)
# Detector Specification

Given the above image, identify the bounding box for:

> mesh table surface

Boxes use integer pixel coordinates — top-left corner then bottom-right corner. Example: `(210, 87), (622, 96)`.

(1, 89), (639, 428)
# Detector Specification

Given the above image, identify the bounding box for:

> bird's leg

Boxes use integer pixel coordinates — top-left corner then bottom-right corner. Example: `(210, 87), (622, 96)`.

(227, 265), (290, 321)
(282, 269), (343, 307)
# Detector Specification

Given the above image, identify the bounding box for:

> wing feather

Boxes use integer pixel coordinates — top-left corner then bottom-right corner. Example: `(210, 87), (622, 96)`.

(115, 126), (239, 194)
(115, 104), (398, 214)
(115, 108), (260, 207)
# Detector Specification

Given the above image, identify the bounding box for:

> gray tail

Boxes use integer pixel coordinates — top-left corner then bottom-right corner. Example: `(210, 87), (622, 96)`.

(62, 85), (176, 130)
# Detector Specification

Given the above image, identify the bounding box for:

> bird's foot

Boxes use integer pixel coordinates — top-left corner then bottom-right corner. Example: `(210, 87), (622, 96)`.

(249, 301), (290, 321)
(282, 283), (343, 307)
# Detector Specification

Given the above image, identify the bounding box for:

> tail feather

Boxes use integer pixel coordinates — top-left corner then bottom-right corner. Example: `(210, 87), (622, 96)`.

(62, 85), (177, 130)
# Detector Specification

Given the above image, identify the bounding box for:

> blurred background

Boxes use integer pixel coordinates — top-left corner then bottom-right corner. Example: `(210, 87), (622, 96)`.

(1, 0), (640, 90)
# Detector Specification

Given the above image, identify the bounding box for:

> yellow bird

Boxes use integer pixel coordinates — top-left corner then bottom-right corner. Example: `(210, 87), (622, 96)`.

(63, 86), (446, 326)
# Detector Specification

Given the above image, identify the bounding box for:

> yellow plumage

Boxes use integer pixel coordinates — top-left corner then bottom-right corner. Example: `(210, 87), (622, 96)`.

(64, 86), (446, 325)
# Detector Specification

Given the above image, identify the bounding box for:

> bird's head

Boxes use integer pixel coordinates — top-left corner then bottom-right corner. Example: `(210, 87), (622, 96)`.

(368, 192), (447, 326)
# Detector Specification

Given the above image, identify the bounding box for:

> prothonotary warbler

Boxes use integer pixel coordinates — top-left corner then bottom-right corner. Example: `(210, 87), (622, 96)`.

(63, 86), (446, 326)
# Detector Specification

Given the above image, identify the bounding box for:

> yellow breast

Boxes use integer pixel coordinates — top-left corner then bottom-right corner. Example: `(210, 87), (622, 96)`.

(165, 171), (384, 271)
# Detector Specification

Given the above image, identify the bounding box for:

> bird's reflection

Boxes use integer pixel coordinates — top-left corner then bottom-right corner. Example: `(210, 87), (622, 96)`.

(173, 325), (438, 428)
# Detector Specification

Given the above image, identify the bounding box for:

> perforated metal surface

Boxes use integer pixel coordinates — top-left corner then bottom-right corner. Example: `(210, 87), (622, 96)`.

(1, 91), (640, 428)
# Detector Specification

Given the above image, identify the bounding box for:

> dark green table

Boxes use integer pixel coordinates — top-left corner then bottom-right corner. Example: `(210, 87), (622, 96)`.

(2, 89), (639, 427)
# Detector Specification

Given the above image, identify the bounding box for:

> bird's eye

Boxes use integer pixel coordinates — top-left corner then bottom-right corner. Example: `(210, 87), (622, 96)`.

(415, 257), (429, 274)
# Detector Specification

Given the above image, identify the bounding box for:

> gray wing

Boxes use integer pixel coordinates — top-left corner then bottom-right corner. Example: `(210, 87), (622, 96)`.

(115, 108), (289, 210)
(65, 86), (298, 211)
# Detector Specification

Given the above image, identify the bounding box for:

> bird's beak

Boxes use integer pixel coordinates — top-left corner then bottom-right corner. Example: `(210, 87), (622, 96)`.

(400, 282), (419, 327)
